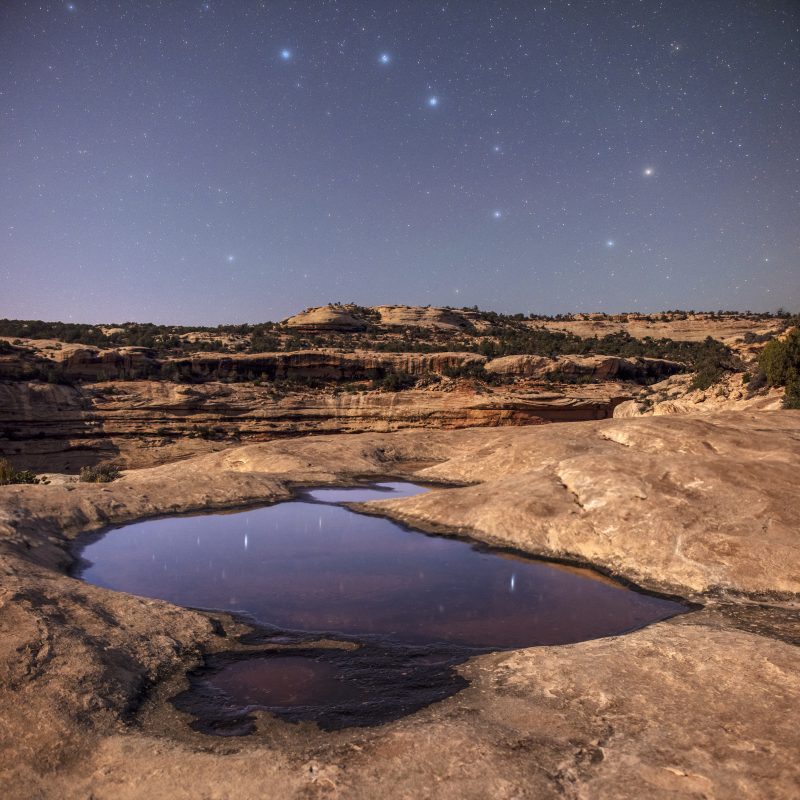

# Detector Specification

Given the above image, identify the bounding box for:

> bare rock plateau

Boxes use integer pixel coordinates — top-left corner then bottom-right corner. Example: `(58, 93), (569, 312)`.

(1, 410), (799, 799)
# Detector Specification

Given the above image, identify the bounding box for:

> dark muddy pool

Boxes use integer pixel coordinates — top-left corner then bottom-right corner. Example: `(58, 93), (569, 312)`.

(73, 482), (688, 733)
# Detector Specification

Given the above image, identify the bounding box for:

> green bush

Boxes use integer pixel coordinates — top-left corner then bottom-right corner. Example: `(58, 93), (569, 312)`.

(685, 336), (740, 390)
(759, 329), (800, 409)
(0, 457), (44, 485)
(79, 463), (121, 483)
(372, 372), (417, 391)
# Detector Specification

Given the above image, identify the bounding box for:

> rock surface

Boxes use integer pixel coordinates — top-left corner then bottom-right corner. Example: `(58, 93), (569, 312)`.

(614, 372), (785, 418)
(284, 305), (369, 331)
(171, 348), (487, 381)
(485, 353), (684, 381)
(0, 378), (624, 472)
(375, 305), (476, 330)
(0, 411), (799, 798)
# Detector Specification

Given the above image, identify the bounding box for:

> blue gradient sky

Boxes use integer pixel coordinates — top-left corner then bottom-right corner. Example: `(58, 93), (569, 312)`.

(2, 0), (798, 324)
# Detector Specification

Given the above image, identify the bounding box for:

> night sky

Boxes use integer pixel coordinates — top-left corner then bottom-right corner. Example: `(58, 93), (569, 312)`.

(2, 1), (798, 325)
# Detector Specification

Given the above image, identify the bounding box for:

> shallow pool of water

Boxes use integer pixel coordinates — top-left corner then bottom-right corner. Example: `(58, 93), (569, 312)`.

(75, 482), (682, 649)
(73, 481), (688, 732)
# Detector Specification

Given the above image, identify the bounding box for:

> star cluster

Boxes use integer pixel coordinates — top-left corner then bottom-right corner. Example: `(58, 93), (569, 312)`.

(1, 0), (798, 323)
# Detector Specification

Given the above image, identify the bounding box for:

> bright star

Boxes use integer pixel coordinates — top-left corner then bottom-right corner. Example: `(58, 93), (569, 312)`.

(66, 2), (76, 10)
(493, 145), (502, 153)
(226, 254), (235, 263)
(643, 167), (654, 176)
(606, 240), (615, 247)
(379, 53), (391, 64)
(280, 49), (292, 61)
(427, 95), (439, 108)
(492, 210), (502, 219)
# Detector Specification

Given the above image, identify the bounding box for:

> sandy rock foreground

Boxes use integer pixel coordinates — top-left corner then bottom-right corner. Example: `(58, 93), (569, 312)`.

(1, 411), (798, 798)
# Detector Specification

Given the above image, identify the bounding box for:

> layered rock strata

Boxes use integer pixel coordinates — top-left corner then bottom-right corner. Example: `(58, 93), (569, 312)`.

(0, 380), (626, 472)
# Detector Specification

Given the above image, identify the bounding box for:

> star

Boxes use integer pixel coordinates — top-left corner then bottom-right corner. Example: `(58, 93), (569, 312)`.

(492, 210), (502, 219)
(606, 240), (615, 247)
(427, 95), (440, 108)
(493, 145), (502, 153)
(280, 49), (292, 61)
(643, 167), (654, 176)
(66, 2), (76, 10)
(379, 53), (391, 64)
(226, 254), (235, 263)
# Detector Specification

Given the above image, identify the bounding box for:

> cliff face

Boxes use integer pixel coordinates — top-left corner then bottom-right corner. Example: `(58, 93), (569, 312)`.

(484, 354), (684, 381)
(0, 343), (158, 382)
(2, 344), (686, 385)
(0, 379), (625, 472)
(1, 346), (490, 383)
(169, 350), (487, 381)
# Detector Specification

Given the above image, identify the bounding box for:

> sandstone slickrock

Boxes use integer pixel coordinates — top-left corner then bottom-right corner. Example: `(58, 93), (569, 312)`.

(0, 411), (798, 798)
(374, 305), (476, 331)
(284, 305), (368, 331)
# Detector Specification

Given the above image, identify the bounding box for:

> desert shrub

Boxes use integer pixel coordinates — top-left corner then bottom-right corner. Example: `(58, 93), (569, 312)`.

(742, 331), (774, 345)
(688, 337), (740, 390)
(372, 372), (417, 391)
(0, 457), (45, 485)
(441, 361), (505, 386)
(759, 329), (800, 409)
(79, 463), (121, 483)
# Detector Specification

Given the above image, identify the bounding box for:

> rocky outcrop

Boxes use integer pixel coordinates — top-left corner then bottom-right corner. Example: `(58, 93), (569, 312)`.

(52, 345), (158, 380)
(0, 412), (798, 798)
(485, 353), (684, 382)
(284, 304), (477, 332)
(0, 343), (158, 381)
(284, 305), (368, 331)
(613, 373), (785, 418)
(375, 305), (475, 331)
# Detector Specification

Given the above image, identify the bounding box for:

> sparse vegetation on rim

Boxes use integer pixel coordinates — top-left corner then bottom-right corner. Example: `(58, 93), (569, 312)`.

(0, 307), (760, 388)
